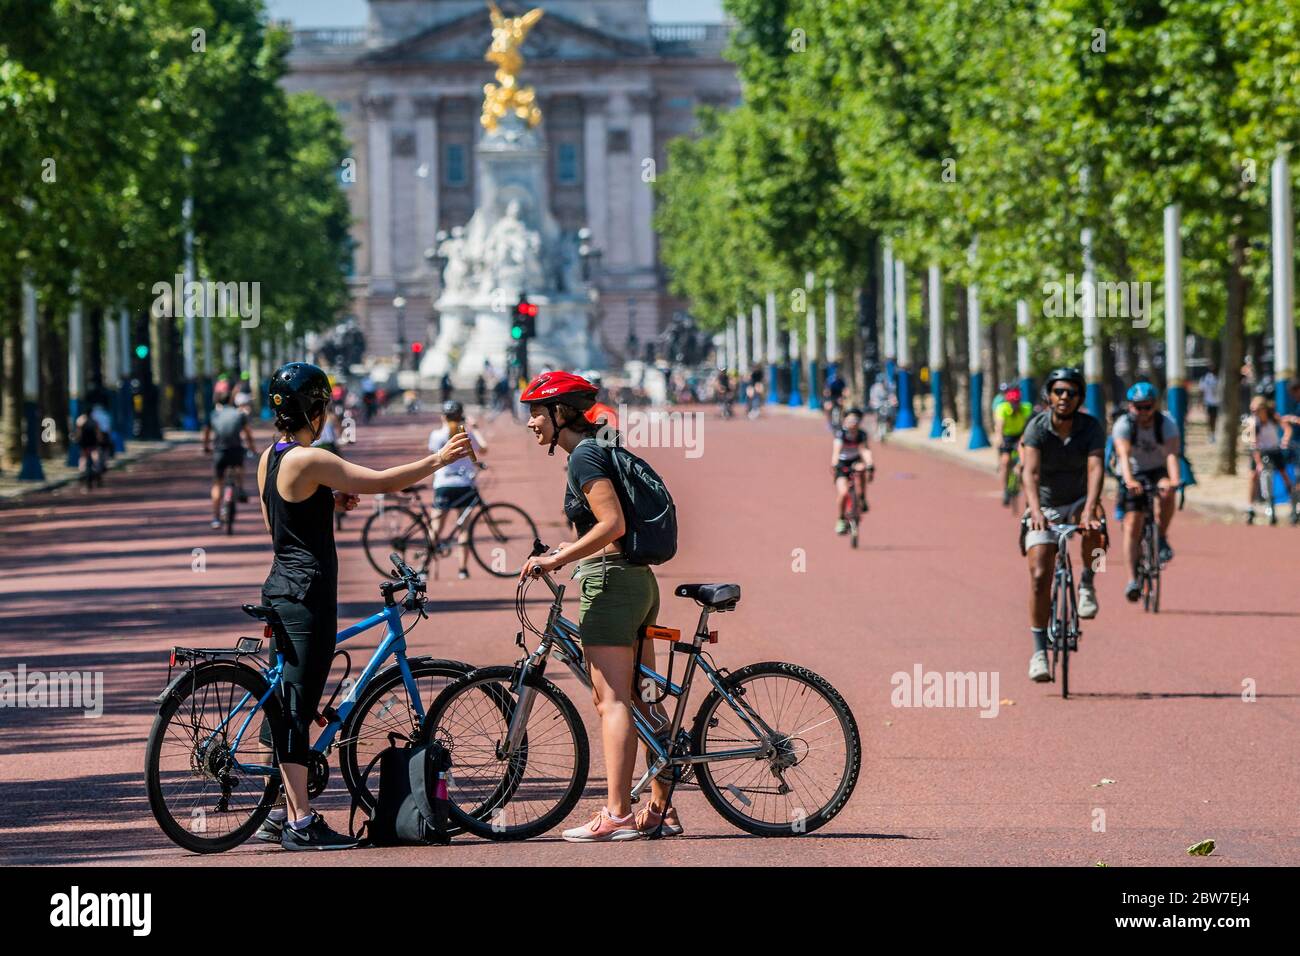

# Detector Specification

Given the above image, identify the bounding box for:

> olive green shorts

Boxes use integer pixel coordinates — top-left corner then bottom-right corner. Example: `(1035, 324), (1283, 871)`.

(575, 558), (660, 647)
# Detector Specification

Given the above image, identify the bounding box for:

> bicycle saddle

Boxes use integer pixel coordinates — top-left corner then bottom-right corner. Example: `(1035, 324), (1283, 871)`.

(675, 583), (741, 610)
(400, 485), (423, 494)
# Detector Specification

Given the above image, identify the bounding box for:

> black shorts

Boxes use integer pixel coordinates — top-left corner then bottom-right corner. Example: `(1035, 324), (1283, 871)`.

(834, 458), (867, 480)
(433, 485), (480, 512)
(999, 435), (1022, 455)
(1115, 467), (1168, 516)
(1253, 450), (1289, 472)
(213, 447), (245, 479)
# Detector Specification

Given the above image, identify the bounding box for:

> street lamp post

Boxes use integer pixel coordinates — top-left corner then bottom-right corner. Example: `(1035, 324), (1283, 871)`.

(393, 295), (408, 370)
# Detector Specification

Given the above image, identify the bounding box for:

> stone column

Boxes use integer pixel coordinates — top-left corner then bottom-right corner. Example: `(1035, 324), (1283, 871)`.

(629, 91), (657, 270)
(414, 95), (441, 275)
(362, 93), (395, 284)
(581, 94), (609, 252)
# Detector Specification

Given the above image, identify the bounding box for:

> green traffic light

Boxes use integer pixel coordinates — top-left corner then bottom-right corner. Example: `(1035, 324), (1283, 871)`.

(511, 326), (523, 340)
(135, 344), (149, 359)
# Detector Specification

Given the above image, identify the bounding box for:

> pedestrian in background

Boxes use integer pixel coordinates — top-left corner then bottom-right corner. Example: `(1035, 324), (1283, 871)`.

(1200, 365), (1220, 443)
(75, 412), (104, 491)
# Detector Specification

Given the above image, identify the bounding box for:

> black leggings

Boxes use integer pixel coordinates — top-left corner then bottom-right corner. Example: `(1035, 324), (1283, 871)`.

(259, 586), (337, 765)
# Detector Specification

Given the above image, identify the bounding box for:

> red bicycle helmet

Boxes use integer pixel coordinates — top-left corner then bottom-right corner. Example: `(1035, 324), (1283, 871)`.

(520, 371), (600, 455)
(519, 370), (598, 405)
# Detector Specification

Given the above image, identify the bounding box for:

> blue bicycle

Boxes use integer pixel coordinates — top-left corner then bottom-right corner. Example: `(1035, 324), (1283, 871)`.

(145, 554), (475, 853)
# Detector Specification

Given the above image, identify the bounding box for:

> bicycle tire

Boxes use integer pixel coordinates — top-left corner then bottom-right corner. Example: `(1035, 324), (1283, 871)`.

(424, 665), (589, 841)
(337, 657), (475, 822)
(691, 662), (861, 836)
(467, 503), (540, 578)
(361, 504), (432, 577)
(145, 661), (284, 854)
(224, 486), (236, 536)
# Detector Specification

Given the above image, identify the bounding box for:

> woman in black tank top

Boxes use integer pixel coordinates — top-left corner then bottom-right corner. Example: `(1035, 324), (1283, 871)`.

(254, 363), (472, 850)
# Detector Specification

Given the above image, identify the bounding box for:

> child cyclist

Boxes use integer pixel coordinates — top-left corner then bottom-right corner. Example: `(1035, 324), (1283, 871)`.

(832, 407), (874, 533)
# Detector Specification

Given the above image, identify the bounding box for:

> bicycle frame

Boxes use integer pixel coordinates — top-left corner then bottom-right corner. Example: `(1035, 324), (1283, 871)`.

(508, 570), (779, 803)
(194, 600), (422, 780)
(1048, 524), (1081, 648)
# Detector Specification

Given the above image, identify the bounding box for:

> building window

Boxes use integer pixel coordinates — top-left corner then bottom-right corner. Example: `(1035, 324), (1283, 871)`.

(444, 143), (467, 186)
(557, 141), (580, 185)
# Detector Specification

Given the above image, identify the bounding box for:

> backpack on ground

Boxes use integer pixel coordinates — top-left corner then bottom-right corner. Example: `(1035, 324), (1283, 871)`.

(350, 735), (452, 846)
(571, 437), (678, 565)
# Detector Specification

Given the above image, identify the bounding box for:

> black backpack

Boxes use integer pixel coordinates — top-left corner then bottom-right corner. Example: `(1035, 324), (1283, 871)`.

(350, 736), (452, 846)
(570, 437), (678, 565)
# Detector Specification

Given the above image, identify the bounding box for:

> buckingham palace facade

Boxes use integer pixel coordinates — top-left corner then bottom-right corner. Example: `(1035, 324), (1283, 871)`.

(283, 0), (739, 364)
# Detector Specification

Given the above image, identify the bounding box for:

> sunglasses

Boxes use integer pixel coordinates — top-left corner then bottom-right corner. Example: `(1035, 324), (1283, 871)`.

(1132, 402), (1155, 411)
(1050, 387), (1080, 398)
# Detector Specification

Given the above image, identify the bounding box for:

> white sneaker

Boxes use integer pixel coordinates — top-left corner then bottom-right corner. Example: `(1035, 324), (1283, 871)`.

(1077, 584), (1099, 619)
(1028, 650), (1051, 682)
(561, 807), (641, 843)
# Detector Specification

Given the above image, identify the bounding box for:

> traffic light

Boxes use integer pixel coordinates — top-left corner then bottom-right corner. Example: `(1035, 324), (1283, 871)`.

(514, 296), (538, 340)
(410, 341), (424, 356)
(135, 344), (149, 360)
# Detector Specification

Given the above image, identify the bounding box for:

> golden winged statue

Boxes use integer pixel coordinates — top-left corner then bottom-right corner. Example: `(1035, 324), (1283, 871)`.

(481, 2), (545, 131)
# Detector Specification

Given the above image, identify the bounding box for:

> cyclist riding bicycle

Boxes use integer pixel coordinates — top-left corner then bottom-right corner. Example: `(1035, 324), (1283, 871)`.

(831, 407), (874, 533)
(517, 370), (681, 842)
(1021, 367), (1107, 683)
(992, 385), (1033, 504)
(868, 375), (897, 429)
(427, 400), (488, 580)
(253, 362), (471, 850)
(1244, 394), (1294, 523)
(203, 380), (256, 529)
(1111, 382), (1180, 601)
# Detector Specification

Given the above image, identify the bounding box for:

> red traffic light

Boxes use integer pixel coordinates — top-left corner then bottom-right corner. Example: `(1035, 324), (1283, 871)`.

(515, 302), (538, 318)
(411, 342), (424, 354)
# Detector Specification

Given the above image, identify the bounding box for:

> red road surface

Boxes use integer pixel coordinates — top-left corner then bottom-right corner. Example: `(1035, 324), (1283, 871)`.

(1, 406), (1297, 866)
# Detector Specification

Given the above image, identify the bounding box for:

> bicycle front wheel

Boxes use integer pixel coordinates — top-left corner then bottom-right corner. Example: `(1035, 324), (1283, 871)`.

(691, 662), (861, 836)
(145, 661), (283, 854)
(467, 503), (540, 577)
(424, 665), (589, 841)
(361, 505), (431, 577)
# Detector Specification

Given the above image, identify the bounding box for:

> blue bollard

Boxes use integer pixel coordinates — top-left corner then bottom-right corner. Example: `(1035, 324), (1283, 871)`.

(766, 363), (779, 405)
(1085, 381), (1105, 422)
(66, 397), (82, 467)
(929, 369), (945, 438)
(807, 360), (820, 410)
(896, 368), (917, 429)
(181, 380), (199, 431)
(19, 400), (45, 480)
(789, 361), (803, 407)
(968, 371), (991, 449)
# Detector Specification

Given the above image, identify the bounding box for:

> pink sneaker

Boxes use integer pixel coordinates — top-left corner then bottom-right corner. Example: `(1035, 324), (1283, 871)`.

(561, 807), (641, 843)
(634, 803), (684, 837)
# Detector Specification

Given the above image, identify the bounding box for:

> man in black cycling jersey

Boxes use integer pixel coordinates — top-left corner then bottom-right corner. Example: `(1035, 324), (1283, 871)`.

(1020, 368), (1106, 682)
(203, 380), (256, 529)
(831, 407), (874, 533)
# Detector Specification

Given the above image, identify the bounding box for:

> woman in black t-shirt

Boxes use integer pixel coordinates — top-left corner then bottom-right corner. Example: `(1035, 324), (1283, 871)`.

(518, 371), (681, 842)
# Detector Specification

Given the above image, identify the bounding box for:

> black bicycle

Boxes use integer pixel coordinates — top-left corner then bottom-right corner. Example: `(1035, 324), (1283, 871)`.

(361, 473), (539, 579)
(1132, 476), (1167, 613)
(1251, 451), (1298, 527)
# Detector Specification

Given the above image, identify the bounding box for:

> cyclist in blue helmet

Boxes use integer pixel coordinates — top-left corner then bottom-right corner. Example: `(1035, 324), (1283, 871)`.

(1111, 381), (1180, 601)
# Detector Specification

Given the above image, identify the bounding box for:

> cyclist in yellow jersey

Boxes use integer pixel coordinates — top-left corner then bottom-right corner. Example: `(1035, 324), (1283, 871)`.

(993, 386), (1033, 505)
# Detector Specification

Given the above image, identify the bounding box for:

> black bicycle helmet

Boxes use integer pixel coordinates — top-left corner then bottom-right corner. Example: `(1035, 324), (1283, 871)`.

(269, 362), (331, 435)
(442, 399), (464, 419)
(1041, 366), (1085, 403)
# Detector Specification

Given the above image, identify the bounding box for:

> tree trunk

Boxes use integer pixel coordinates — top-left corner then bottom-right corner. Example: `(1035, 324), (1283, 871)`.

(1216, 233), (1248, 475)
(40, 308), (68, 459)
(1, 289), (21, 470)
(952, 285), (968, 424)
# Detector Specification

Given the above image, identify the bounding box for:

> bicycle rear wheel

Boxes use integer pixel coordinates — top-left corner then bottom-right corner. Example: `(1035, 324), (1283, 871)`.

(691, 662), (860, 836)
(361, 505), (431, 577)
(424, 666), (589, 841)
(145, 662), (283, 853)
(223, 485), (236, 535)
(467, 503), (540, 577)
